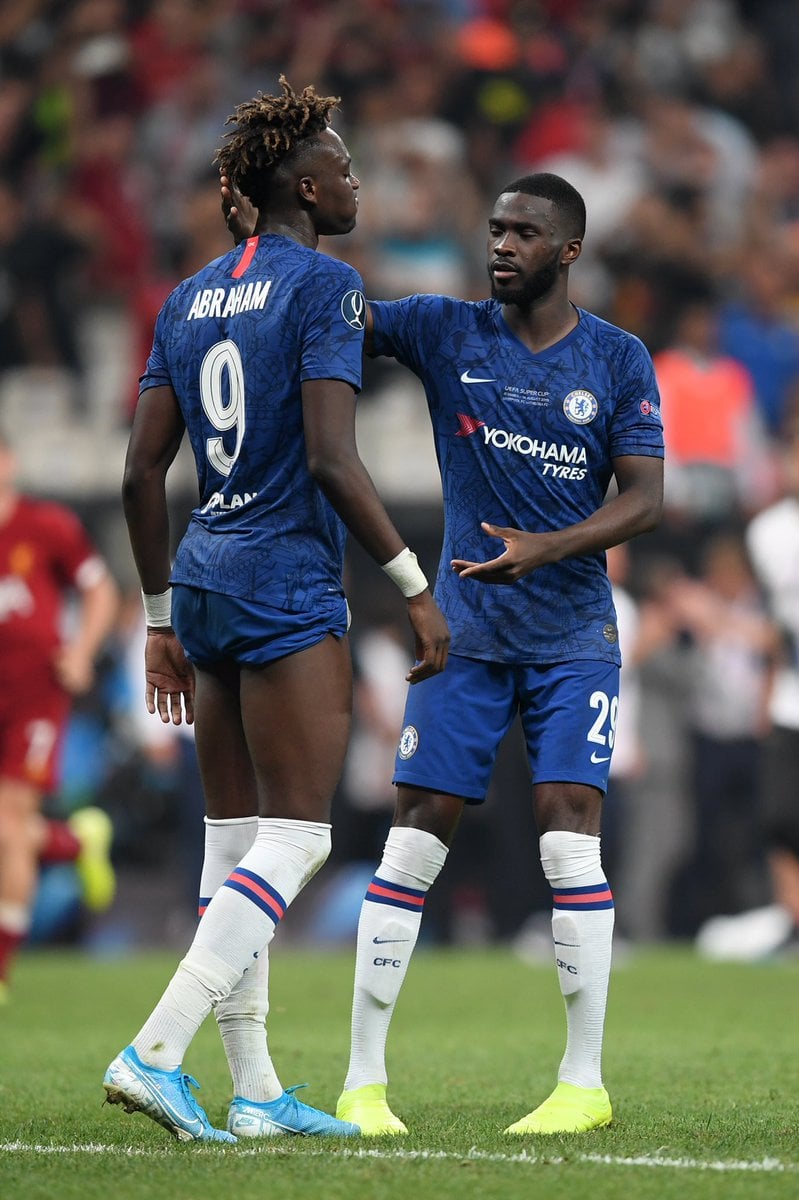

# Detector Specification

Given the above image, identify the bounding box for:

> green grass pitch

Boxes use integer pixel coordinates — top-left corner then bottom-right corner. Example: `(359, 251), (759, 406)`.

(1, 945), (797, 1200)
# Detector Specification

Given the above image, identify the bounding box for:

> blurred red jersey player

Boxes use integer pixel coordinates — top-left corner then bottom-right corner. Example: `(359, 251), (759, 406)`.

(0, 431), (119, 996)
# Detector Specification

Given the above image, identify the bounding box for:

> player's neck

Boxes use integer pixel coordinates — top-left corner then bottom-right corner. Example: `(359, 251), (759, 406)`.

(502, 295), (579, 354)
(255, 214), (318, 250)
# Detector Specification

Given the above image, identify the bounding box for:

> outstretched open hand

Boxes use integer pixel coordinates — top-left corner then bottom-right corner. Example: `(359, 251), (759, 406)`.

(451, 521), (553, 584)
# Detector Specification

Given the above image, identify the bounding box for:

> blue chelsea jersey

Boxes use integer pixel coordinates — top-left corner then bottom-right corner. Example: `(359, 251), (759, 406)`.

(139, 234), (367, 609)
(370, 296), (664, 664)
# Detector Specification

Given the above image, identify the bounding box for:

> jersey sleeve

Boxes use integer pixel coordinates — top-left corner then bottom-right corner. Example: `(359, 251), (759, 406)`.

(138, 295), (177, 396)
(369, 295), (439, 373)
(609, 335), (665, 458)
(41, 505), (105, 591)
(298, 259), (366, 391)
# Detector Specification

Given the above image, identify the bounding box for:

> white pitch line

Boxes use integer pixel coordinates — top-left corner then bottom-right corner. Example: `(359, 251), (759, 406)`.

(1, 1142), (797, 1174)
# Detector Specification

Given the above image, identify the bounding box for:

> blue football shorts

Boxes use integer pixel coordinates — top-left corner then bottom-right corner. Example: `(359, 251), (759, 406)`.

(172, 584), (350, 667)
(393, 652), (620, 803)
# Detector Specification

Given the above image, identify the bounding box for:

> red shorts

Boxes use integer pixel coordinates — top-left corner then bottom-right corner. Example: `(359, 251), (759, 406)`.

(0, 673), (71, 792)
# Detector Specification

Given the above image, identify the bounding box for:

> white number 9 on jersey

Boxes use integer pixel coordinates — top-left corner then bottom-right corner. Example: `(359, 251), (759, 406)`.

(200, 339), (246, 476)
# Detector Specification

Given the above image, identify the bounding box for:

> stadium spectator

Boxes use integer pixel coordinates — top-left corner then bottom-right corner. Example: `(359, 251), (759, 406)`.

(664, 530), (775, 933)
(697, 415), (799, 959)
(0, 177), (87, 377)
(103, 77), (448, 1145)
(654, 291), (775, 526)
(718, 251), (799, 440)
(0, 430), (118, 998)
(612, 554), (697, 942)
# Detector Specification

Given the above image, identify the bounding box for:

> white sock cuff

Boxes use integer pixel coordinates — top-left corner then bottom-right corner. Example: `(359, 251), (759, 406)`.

(200, 816), (259, 901)
(255, 818), (332, 852)
(539, 830), (604, 887)
(382, 825), (448, 889)
(204, 816), (259, 826)
(257, 817), (332, 835)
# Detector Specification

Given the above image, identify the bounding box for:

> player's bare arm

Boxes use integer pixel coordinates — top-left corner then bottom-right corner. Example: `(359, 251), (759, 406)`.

(303, 377), (449, 680)
(452, 453), (663, 584)
(122, 384), (196, 724)
(54, 569), (119, 694)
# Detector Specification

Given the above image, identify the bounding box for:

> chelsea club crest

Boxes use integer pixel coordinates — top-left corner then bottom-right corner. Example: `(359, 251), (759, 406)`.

(563, 389), (598, 424)
(398, 725), (419, 759)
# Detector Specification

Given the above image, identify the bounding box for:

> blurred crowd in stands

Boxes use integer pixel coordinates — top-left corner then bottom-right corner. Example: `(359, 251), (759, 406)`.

(4, 0), (799, 958)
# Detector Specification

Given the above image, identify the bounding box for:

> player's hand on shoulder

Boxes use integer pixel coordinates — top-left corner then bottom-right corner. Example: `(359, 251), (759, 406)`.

(404, 591), (450, 683)
(220, 172), (258, 244)
(451, 521), (551, 584)
(144, 629), (195, 725)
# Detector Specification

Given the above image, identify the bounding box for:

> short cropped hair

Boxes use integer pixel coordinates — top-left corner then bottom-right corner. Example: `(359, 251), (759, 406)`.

(500, 173), (586, 239)
(215, 75), (340, 209)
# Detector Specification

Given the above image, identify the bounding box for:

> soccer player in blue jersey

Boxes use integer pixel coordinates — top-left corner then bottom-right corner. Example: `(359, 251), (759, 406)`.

(222, 171), (664, 1135)
(103, 78), (449, 1145)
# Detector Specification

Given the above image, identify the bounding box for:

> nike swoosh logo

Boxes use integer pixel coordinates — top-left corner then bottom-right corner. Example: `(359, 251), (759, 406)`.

(460, 369), (496, 384)
(128, 1073), (203, 1137)
(372, 937), (411, 944)
(590, 751), (611, 764)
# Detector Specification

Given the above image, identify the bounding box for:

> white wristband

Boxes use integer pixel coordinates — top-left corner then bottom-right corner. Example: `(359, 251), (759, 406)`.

(142, 587), (172, 627)
(381, 548), (428, 598)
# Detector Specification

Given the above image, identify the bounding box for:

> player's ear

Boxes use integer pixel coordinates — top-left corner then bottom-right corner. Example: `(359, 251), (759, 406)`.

(298, 176), (317, 207)
(562, 237), (582, 266)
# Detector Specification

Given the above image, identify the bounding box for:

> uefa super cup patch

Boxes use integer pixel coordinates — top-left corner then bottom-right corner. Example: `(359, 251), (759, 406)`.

(562, 389), (598, 424)
(341, 289), (366, 329)
(397, 724), (419, 759)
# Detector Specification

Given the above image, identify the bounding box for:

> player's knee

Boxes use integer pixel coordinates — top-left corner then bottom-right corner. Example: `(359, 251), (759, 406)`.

(535, 786), (602, 837)
(277, 820), (331, 882)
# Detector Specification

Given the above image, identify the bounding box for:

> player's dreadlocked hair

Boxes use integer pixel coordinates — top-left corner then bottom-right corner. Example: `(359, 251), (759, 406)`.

(215, 75), (341, 210)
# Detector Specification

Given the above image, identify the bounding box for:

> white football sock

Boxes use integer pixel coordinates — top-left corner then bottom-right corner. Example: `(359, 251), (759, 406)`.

(197, 815), (258, 916)
(539, 830), (615, 1090)
(199, 817), (283, 1102)
(133, 818), (331, 1071)
(344, 826), (448, 1091)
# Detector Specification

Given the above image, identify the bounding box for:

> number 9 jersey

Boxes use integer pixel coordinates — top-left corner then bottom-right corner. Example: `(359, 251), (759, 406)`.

(139, 234), (367, 612)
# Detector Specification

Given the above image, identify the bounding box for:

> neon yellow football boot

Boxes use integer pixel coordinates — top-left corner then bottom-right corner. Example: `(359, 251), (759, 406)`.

(336, 1084), (408, 1136)
(504, 1081), (612, 1135)
(68, 806), (116, 912)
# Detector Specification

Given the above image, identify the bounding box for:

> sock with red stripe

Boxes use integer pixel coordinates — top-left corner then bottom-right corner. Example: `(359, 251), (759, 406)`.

(540, 830), (615, 1090)
(132, 818), (331, 1071)
(343, 826), (448, 1091)
(198, 816), (282, 1101)
(196, 815), (258, 919)
(38, 819), (81, 865)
